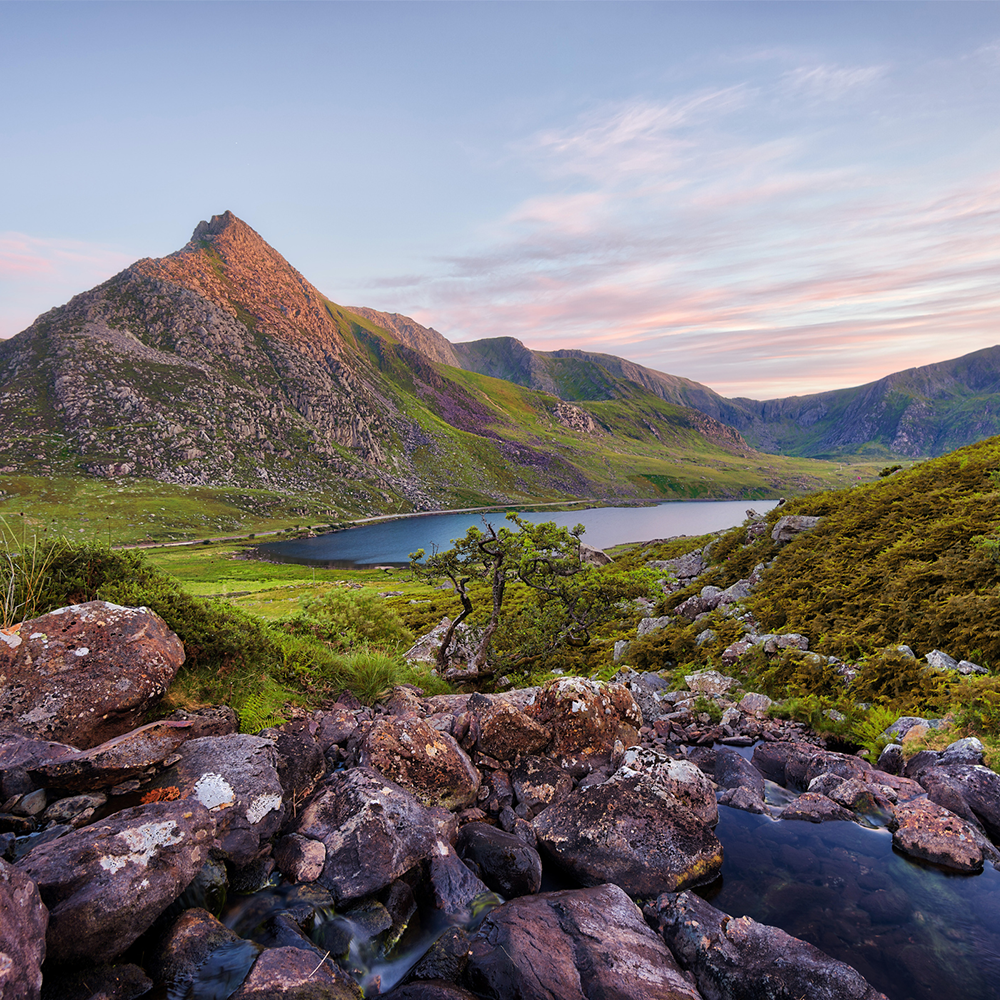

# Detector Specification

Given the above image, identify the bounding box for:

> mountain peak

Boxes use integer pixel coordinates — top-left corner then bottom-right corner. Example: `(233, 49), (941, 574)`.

(132, 213), (346, 359)
(191, 210), (241, 241)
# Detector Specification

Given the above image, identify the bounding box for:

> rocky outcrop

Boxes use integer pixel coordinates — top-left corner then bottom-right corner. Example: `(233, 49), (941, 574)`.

(654, 891), (889, 1000)
(467, 884), (702, 1000)
(0, 602), (184, 748)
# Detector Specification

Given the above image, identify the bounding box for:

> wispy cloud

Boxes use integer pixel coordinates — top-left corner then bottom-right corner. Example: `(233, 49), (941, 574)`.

(364, 62), (1000, 399)
(0, 234), (133, 338)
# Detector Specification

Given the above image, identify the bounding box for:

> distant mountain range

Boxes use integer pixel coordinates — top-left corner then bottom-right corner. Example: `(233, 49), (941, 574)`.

(351, 307), (1000, 460)
(1, 211), (995, 516)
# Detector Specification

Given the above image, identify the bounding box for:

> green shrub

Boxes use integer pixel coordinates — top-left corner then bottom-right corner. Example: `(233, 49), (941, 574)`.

(287, 587), (414, 653)
(850, 703), (901, 762)
(953, 675), (1000, 737)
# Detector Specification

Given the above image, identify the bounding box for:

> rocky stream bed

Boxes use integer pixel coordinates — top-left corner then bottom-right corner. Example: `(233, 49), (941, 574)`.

(3, 600), (1000, 1000)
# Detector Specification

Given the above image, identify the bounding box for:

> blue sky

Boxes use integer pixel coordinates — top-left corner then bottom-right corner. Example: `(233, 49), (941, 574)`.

(1, 1), (998, 397)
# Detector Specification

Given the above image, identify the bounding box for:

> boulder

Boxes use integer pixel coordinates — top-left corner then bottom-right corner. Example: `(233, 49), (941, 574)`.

(533, 773), (723, 895)
(0, 857), (47, 1000)
(150, 907), (257, 996)
(510, 756), (574, 817)
(779, 792), (855, 823)
(466, 884), (701, 1000)
(291, 766), (457, 904)
(356, 716), (480, 811)
(715, 748), (765, 800)
(462, 693), (550, 762)
(383, 984), (480, 1000)
(685, 670), (738, 696)
(0, 602), (184, 748)
(770, 515), (821, 545)
(612, 746), (718, 826)
(638, 615), (673, 638)
(655, 890), (888, 1000)
(16, 799), (214, 964)
(523, 677), (641, 777)
(891, 797), (985, 872)
(259, 720), (326, 807)
(930, 763), (1000, 841)
(142, 734), (284, 867)
(649, 550), (707, 580)
(427, 843), (493, 917)
(455, 822), (542, 898)
(273, 834), (327, 883)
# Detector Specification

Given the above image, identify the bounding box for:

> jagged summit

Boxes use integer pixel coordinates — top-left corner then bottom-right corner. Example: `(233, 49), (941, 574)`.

(191, 209), (242, 241)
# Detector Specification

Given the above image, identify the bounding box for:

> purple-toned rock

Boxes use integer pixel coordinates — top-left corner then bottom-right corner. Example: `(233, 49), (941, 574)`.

(523, 677), (642, 777)
(150, 907), (256, 996)
(931, 763), (1000, 841)
(427, 843), (493, 918)
(613, 746), (718, 826)
(892, 797), (986, 872)
(163, 705), (239, 739)
(0, 857), (47, 1000)
(510, 756), (574, 817)
(16, 799), (214, 964)
(316, 706), (358, 750)
(715, 748), (765, 799)
(467, 883), (701, 1000)
(0, 602), (185, 749)
(274, 834), (326, 883)
(260, 720), (326, 807)
(779, 792), (854, 824)
(230, 945), (362, 1000)
(141, 734), (284, 867)
(28, 720), (195, 793)
(456, 822), (542, 898)
(292, 766), (457, 904)
(462, 693), (551, 761)
(357, 716), (480, 811)
(655, 890), (887, 1000)
(533, 773), (723, 895)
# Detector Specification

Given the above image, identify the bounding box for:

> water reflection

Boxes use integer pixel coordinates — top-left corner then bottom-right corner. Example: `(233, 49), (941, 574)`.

(702, 807), (1000, 1000)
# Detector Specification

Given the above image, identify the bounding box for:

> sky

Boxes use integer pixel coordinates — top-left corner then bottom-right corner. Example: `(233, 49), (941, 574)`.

(1, 1), (998, 399)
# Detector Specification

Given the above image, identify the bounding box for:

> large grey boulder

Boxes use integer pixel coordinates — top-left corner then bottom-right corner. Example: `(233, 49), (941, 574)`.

(466, 884), (702, 1000)
(655, 890), (889, 1000)
(0, 602), (184, 748)
(16, 799), (214, 964)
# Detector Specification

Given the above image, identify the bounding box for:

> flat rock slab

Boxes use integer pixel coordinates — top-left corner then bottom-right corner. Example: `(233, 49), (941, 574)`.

(16, 799), (214, 964)
(0, 602), (184, 748)
(533, 773), (723, 895)
(231, 945), (362, 1000)
(141, 734), (284, 867)
(780, 792), (855, 824)
(0, 857), (47, 1000)
(292, 766), (457, 904)
(357, 716), (480, 811)
(655, 890), (888, 1000)
(467, 883), (701, 1000)
(891, 797), (984, 872)
(29, 719), (195, 792)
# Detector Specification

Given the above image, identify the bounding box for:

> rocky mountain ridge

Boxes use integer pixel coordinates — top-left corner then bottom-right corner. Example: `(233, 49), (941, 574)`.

(0, 212), (845, 514)
(362, 311), (1000, 459)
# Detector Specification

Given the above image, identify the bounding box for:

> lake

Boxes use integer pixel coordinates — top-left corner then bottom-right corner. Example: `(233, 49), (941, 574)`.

(256, 499), (780, 567)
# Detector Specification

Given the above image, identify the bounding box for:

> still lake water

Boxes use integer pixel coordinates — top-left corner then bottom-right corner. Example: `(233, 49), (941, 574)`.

(257, 499), (779, 567)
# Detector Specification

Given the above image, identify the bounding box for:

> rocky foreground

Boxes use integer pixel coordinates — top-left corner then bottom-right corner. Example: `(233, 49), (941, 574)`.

(3, 602), (1000, 1000)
